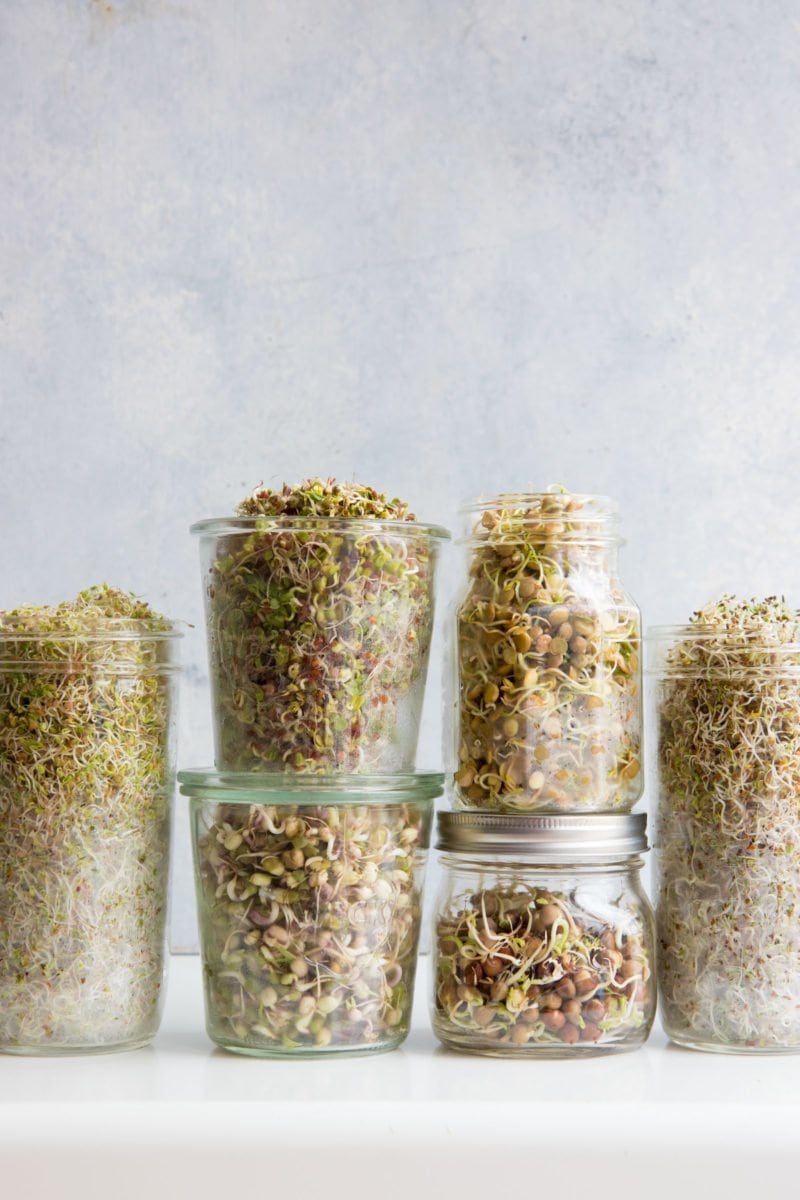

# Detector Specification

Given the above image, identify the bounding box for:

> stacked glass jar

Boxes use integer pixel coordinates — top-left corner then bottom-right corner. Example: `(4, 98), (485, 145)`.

(180, 479), (449, 1056)
(432, 490), (656, 1056)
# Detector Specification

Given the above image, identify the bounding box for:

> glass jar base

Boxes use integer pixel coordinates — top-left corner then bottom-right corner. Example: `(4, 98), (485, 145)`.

(665, 1031), (800, 1056)
(209, 1033), (407, 1059)
(433, 1030), (647, 1059)
(0, 1035), (154, 1057)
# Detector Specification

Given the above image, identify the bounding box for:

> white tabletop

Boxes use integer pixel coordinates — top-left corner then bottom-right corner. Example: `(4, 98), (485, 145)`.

(1, 954), (799, 1198)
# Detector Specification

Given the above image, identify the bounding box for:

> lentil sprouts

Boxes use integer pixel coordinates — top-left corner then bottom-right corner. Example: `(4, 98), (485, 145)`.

(0, 586), (178, 1053)
(193, 795), (431, 1054)
(656, 595), (800, 1050)
(435, 884), (653, 1054)
(200, 478), (442, 772)
(456, 489), (641, 812)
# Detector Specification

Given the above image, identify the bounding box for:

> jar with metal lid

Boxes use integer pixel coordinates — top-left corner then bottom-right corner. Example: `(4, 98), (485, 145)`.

(454, 490), (642, 813)
(431, 811), (655, 1056)
(180, 769), (442, 1057)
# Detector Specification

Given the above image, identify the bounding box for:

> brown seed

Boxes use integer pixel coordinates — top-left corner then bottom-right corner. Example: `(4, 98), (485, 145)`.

(580, 1022), (603, 1043)
(467, 783), (484, 803)
(473, 1005), (496, 1028)
(524, 936), (544, 959)
(548, 607), (570, 629)
(538, 903), (562, 927)
(520, 1005), (540, 1024)
(558, 622), (573, 641)
(540, 1010), (566, 1031)
(569, 635), (588, 655)
(490, 981), (509, 1002)
(464, 963), (484, 986)
(455, 766), (474, 788)
(482, 956), (504, 978)
(556, 977), (577, 999)
(562, 999), (582, 1022)
(574, 971), (597, 996)
(483, 682), (500, 705)
(583, 998), (607, 1023)
(621, 958), (642, 980)
(502, 716), (519, 738)
(534, 634), (552, 654)
(559, 1022), (580, 1045)
(518, 577), (539, 599)
(510, 1024), (530, 1045)
(549, 637), (568, 657)
(512, 629), (532, 653)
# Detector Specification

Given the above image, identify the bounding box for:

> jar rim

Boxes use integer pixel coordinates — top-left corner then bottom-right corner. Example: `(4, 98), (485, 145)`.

(0, 619), (184, 642)
(460, 491), (618, 518)
(178, 768), (444, 805)
(437, 810), (648, 860)
(190, 516), (451, 541)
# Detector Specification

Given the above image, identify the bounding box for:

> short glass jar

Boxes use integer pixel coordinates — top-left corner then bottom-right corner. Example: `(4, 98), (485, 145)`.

(453, 491), (641, 813)
(191, 516), (449, 773)
(651, 618), (800, 1053)
(431, 811), (655, 1057)
(181, 769), (442, 1057)
(0, 619), (181, 1055)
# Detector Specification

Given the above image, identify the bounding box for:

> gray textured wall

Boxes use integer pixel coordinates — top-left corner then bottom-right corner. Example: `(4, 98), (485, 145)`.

(2, 0), (799, 945)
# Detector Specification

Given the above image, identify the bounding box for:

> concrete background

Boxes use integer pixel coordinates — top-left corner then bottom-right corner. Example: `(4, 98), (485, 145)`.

(2, 0), (799, 945)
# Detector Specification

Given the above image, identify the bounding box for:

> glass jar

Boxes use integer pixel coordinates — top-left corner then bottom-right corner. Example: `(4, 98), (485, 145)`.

(192, 516), (449, 773)
(181, 769), (442, 1057)
(0, 620), (181, 1054)
(432, 812), (655, 1057)
(651, 618), (800, 1053)
(453, 491), (641, 812)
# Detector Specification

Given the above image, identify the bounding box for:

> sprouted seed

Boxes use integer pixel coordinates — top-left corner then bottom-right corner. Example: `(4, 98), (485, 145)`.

(456, 489), (641, 812)
(195, 800), (430, 1053)
(0, 586), (177, 1052)
(656, 595), (800, 1050)
(434, 886), (653, 1052)
(204, 478), (438, 772)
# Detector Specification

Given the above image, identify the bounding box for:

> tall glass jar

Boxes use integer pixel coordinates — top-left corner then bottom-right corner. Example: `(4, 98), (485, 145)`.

(652, 613), (800, 1053)
(432, 812), (655, 1057)
(0, 616), (181, 1054)
(454, 491), (641, 812)
(181, 769), (441, 1057)
(192, 516), (449, 773)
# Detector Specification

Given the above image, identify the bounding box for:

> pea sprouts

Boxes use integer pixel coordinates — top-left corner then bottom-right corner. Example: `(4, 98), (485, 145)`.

(434, 884), (653, 1054)
(195, 800), (429, 1054)
(204, 478), (439, 772)
(0, 586), (177, 1053)
(456, 489), (641, 812)
(656, 595), (800, 1050)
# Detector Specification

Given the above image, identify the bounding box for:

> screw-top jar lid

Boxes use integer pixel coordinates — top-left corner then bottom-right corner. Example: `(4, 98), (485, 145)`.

(437, 811), (647, 861)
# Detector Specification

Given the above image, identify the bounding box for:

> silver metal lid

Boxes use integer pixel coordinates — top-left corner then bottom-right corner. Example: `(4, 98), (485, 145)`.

(437, 811), (648, 861)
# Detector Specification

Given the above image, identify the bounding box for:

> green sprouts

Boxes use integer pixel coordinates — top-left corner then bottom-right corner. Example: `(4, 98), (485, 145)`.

(456, 490), (641, 812)
(202, 479), (440, 772)
(195, 800), (429, 1054)
(434, 884), (653, 1054)
(656, 595), (800, 1050)
(0, 586), (178, 1052)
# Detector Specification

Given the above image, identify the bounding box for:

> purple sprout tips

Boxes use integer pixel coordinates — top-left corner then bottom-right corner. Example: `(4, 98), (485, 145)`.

(196, 799), (429, 1053)
(206, 478), (438, 772)
(435, 886), (653, 1053)
(0, 585), (177, 1052)
(456, 490), (641, 813)
(657, 595), (800, 1049)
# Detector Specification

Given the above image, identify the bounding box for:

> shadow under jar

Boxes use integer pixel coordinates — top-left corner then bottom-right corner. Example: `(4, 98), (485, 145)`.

(454, 491), (642, 813)
(432, 812), (655, 1057)
(651, 608), (800, 1053)
(192, 516), (449, 773)
(0, 612), (181, 1055)
(181, 770), (441, 1057)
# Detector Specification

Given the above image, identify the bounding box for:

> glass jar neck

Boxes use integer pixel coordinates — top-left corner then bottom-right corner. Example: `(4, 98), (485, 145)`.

(438, 852), (644, 876)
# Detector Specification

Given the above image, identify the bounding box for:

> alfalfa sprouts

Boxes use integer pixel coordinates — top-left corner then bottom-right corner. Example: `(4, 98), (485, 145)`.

(655, 595), (800, 1050)
(0, 585), (179, 1053)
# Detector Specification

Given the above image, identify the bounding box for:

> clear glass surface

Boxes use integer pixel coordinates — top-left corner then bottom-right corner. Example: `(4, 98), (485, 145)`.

(432, 854), (655, 1057)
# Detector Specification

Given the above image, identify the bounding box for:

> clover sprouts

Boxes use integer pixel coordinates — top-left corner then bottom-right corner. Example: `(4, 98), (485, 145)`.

(0, 586), (178, 1053)
(656, 596), (800, 1051)
(434, 884), (653, 1055)
(200, 478), (441, 772)
(456, 490), (641, 812)
(194, 798), (430, 1054)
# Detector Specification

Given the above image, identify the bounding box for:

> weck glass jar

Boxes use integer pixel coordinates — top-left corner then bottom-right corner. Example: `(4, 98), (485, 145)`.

(432, 811), (655, 1057)
(181, 769), (442, 1057)
(652, 599), (800, 1053)
(192, 515), (449, 773)
(454, 489), (642, 813)
(0, 588), (181, 1055)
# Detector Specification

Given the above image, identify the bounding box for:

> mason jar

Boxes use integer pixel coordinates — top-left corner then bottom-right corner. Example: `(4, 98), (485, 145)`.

(181, 769), (442, 1057)
(454, 491), (641, 813)
(191, 516), (449, 773)
(432, 811), (655, 1057)
(0, 618), (181, 1054)
(651, 618), (800, 1052)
